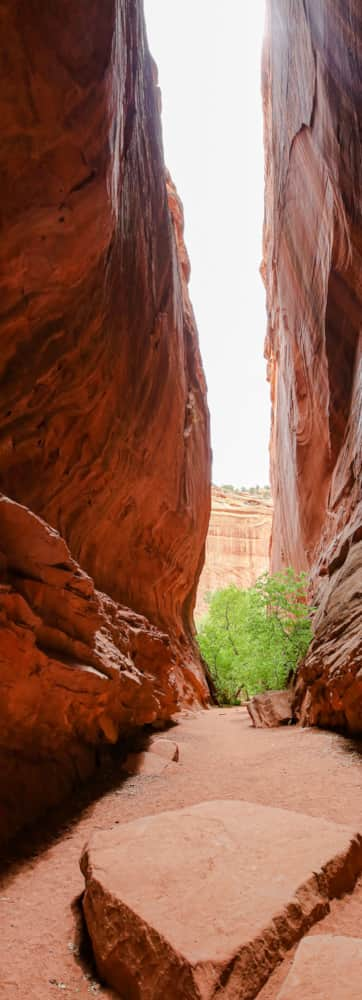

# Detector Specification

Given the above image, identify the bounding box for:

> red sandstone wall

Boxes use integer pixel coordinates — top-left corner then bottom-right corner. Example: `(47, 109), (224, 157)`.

(263, 0), (362, 732)
(0, 0), (211, 840)
(196, 488), (272, 619)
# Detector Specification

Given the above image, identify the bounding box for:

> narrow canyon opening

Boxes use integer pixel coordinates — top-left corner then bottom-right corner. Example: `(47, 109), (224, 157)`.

(145, 1), (273, 630)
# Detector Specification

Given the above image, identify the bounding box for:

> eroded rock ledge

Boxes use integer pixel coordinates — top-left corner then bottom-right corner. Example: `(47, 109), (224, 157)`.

(0, 495), (208, 842)
(0, 0), (211, 840)
(263, 0), (362, 731)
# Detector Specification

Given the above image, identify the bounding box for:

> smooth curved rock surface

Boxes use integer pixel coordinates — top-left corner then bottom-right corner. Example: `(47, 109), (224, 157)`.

(196, 488), (272, 619)
(0, 0), (211, 839)
(263, 0), (362, 731)
(81, 799), (362, 1000)
(0, 0), (210, 642)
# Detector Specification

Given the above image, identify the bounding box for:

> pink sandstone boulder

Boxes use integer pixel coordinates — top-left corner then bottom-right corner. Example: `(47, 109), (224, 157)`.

(277, 935), (362, 1000)
(246, 691), (294, 728)
(149, 738), (179, 762)
(80, 800), (362, 1000)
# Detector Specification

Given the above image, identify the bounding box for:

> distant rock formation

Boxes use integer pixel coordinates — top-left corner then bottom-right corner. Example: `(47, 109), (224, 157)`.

(195, 487), (272, 619)
(263, 0), (362, 732)
(0, 0), (211, 840)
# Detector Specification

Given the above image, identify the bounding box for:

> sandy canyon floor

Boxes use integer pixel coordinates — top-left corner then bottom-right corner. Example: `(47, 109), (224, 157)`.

(0, 707), (361, 999)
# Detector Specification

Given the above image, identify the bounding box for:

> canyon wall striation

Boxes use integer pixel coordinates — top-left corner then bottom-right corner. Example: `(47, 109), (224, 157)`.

(263, 0), (362, 732)
(196, 488), (272, 619)
(0, 0), (211, 840)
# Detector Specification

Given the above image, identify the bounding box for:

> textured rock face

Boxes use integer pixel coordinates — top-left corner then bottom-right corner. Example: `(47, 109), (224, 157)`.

(246, 690), (294, 729)
(277, 936), (362, 1000)
(293, 540), (362, 732)
(81, 800), (362, 999)
(263, 1), (362, 730)
(0, 0), (210, 636)
(0, 496), (206, 842)
(196, 488), (272, 618)
(0, 1), (210, 838)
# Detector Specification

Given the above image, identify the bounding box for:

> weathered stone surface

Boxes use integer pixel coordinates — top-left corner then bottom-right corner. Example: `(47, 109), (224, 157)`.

(0, 1), (211, 640)
(293, 542), (362, 733)
(149, 737), (179, 761)
(246, 690), (294, 729)
(263, 0), (362, 731)
(81, 799), (362, 1000)
(0, 1), (211, 837)
(0, 496), (200, 842)
(277, 935), (362, 1000)
(196, 488), (272, 619)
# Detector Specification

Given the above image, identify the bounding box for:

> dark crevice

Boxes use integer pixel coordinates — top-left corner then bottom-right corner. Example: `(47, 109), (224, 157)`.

(328, 539), (350, 576)
(69, 169), (97, 195)
(325, 267), (359, 466)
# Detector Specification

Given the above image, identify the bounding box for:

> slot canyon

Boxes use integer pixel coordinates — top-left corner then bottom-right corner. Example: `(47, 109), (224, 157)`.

(0, 1), (361, 999)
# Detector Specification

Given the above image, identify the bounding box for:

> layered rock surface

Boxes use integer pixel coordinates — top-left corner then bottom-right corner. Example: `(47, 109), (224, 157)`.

(81, 799), (362, 999)
(196, 487), (272, 618)
(0, 1), (210, 839)
(263, 0), (362, 730)
(0, 496), (207, 842)
(246, 690), (293, 729)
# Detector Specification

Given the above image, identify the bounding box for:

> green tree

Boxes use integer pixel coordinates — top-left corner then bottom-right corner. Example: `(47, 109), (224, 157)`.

(197, 569), (313, 704)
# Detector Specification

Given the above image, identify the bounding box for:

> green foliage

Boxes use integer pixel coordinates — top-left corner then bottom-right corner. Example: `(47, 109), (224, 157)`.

(197, 569), (313, 705)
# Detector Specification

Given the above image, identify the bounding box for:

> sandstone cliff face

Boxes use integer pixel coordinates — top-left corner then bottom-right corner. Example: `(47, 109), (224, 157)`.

(263, 1), (362, 731)
(0, 0), (210, 839)
(0, 496), (204, 842)
(196, 488), (272, 619)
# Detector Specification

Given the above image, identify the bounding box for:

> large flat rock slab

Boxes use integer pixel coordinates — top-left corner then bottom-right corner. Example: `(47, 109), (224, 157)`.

(80, 800), (362, 999)
(277, 935), (362, 999)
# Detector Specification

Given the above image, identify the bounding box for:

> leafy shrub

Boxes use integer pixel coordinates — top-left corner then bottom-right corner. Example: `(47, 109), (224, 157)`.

(197, 569), (313, 704)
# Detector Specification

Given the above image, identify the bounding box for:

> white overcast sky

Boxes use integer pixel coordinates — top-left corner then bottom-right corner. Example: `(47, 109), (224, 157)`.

(144, 0), (270, 487)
